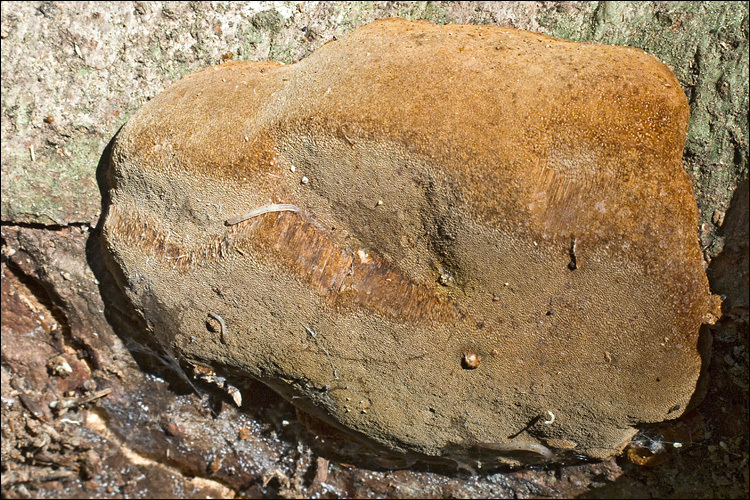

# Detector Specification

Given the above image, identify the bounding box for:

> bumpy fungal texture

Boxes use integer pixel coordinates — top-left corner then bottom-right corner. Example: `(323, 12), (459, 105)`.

(102, 18), (721, 466)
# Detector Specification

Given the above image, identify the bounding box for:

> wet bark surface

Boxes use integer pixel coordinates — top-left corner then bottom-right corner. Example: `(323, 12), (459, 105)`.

(2, 2), (748, 498)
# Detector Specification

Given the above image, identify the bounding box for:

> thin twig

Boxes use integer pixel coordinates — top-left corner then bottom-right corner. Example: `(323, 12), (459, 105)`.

(209, 312), (227, 343)
(225, 204), (299, 226)
(50, 388), (113, 412)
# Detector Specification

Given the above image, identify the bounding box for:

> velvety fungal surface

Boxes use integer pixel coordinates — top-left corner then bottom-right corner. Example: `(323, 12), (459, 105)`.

(102, 18), (721, 466)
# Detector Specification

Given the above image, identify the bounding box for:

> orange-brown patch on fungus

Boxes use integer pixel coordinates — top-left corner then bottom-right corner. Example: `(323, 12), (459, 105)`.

(103, 202), (462, 323)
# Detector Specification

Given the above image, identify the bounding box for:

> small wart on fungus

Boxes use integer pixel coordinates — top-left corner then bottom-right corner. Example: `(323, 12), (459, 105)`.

(102, 18), (721, 468)
(462, 352), (482, 370)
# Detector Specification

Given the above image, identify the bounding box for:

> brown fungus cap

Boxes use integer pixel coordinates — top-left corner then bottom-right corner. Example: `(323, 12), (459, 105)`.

(102, 18), (721, 466)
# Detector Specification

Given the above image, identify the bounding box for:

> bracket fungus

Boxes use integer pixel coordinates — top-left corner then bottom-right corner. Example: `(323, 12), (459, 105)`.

(102, 18), (721, 467)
